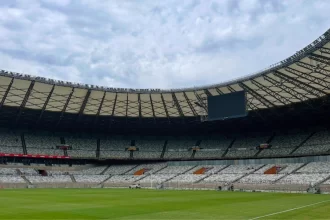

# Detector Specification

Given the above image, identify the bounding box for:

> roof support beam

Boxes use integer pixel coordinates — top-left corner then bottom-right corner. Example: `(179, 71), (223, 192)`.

(160, 94), (170, 122)
(56, 88), (74, 126)
(296, 61), (330, 76)
(233, 84), (259, 111)
(109, 93), (117, 127)
(284, 67), (330, 90)
(263, 75), (306, 103)
(15, 81), (35, 124)
(171, 93), (184, 117)
(0, 77), (14, 110)
(194, 91), (208, 114)
(149, 94), (156, 121)
(125, 93), (129, 118)
(308, 54), (330, 66)
(319, 48), (330, 56)
(203, 89), (212, 96)
(36, 84), (55, 124)
(138, 94), (142, 119)
(238, 82), (275, 108)
(227, 86), (235, 93)
(274, 71), (326, 97)
(93, 91), (106, 126)
(215, 87), (224, 95)
(77, 89), (91, 122)
(183, 92), (197, 116)
(111, 93), (118, 117)
(250, 79), (288, 105)
(245, 98), (259, 111)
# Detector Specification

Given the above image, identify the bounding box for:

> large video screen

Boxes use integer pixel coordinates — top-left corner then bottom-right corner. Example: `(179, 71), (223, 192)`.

(207, 91), (247, 121)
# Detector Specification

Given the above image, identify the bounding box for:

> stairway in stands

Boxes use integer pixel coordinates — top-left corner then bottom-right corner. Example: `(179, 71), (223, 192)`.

(21, 134), (27, 154)
(183, 165), (198, 174)
(100, 165), (111, 175)
(123, 165), (139, 174)
(222, 138), (236, 158)
(191, 140), (202, 159)
(315, 175), (330, 188)
(22, 176), (32, 185)
(160, 140), (168, 159)
(155, 165), (168, 173)
(290, 131), (316, 155)
(70, 174), (76, 183)
(99, 176), (112, 186)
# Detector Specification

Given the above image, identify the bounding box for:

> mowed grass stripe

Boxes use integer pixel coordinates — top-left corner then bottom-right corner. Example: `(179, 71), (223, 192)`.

(0, 189), (329, 219)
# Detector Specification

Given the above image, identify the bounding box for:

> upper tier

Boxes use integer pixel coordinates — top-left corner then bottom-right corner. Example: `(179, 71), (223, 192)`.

(1, 29), (330, 118)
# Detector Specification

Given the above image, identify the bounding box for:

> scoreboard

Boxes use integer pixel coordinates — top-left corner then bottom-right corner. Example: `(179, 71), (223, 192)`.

(207, 91), (247, 121)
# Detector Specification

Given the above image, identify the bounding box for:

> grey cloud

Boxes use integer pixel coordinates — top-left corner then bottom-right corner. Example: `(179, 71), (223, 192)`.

(0, 0), (329, 89)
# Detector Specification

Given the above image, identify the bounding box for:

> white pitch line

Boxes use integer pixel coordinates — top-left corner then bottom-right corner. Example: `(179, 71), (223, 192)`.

(248, 199), (330, 220)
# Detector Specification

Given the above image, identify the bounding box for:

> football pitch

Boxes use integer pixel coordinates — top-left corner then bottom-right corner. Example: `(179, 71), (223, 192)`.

(0, 189), (330, 219)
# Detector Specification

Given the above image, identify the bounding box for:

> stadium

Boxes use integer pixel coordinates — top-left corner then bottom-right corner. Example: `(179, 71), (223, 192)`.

(1, 24), (330, 218)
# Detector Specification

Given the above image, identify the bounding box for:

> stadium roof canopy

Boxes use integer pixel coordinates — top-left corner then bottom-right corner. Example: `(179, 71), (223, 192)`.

(1, 28), (330, 120)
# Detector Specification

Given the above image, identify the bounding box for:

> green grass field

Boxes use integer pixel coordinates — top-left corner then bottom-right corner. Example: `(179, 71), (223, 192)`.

(0, 189), (330, 219)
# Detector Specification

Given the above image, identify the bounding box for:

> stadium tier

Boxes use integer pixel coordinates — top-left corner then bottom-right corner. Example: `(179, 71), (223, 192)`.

(1, 161), (330, 192)
(1, 128), (330, 159)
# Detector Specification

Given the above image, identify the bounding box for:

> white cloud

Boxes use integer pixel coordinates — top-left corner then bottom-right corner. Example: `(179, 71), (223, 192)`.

(0, 0), (329, 89)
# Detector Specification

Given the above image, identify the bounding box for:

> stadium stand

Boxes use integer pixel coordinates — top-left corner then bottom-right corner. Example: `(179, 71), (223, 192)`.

(188, 165), (227, 174)
(127, 163), (167, 175)
(296, 162), (330, 173)
(105, 175), (144, 183)
(19, 168), (38, 175)
(0, 168), (18, 175)
(163, 139), (195, 159)
(27, 175), (72, 183)
(168, 174), (207, 183)
(219, 165), (264, 174)
(276, 174), (330, 186)
(25, 133), (62, 155)
(0, 175), (25, 183)
(194, 150), (224, 159)
(254, 163), (304, 174)
(69, 166), (108, 175)
(202, 174), (244, 183)
(225, 149), (258, 158)
(66, 136), (96, 158)
(157, 165), (194, 174)
(1, 130), (330, 160)
(294, 130), (330, 155)
(74, 175), (109, 183)
(258, 147), (293, 157)
(133, 139), (164, 159)
(138, 174), (176, 184)
(225, 133), (268, 158)
(100, 138), (130, 159)
(258, 131), (311, 157)
(194, 138), (231, 159)
(0, 131), (23, 154)
(103, 165), (137, 175)
(238, 174), (285, 184)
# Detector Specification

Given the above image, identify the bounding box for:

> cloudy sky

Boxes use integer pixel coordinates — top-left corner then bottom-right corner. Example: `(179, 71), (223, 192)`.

(0, 0), (329, 89)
